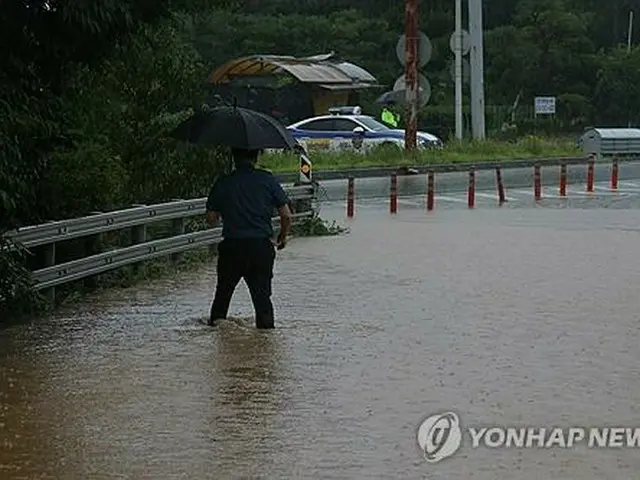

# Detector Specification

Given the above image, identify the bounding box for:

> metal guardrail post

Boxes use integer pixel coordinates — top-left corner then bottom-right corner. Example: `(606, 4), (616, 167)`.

(83, 211), (103, 289)
(42, 241), (56, 303)
(131, 225), (147, 244)
(290, 182), (312, 216)
(171, 217), (186, 263)
(131, 207), (147, 275)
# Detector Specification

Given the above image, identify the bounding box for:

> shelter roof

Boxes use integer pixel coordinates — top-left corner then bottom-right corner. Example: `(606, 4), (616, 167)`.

(208, 53), (379, 88)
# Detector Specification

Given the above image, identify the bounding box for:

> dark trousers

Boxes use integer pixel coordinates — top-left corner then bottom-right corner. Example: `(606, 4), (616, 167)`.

(210, 237), (276, 329)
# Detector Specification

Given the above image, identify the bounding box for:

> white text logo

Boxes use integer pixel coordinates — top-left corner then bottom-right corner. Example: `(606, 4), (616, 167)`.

(416, 412), (463, 463)
(417, 412), (640, 463)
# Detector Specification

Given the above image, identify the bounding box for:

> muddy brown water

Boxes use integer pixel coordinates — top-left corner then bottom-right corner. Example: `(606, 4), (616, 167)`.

(2, 197), (640, 479)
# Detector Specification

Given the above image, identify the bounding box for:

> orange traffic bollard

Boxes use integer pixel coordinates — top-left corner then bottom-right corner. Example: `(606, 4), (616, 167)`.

(496, 167), (506, 204)
(534, 164), (542, 200)
(390, 173), (398, 214)
(346, 176), (354, 218)
(611, 158), (619, 190)
(559, 163), (567, 197)
(468, 169), (475, 208)
(587, 157), (595, 192)
(427, 171), (435, 211)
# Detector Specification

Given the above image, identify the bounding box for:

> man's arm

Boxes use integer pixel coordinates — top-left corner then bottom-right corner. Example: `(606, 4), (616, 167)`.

(270, 178), (293, 248)
(205, 181), (222, 227)
(276, 204), (293, 248)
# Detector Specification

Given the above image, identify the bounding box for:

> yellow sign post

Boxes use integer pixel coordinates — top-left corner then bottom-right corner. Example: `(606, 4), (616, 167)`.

(299, 152), (312, 184)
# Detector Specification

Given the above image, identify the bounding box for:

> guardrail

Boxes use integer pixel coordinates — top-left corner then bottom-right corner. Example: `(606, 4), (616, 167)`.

(5, 184), (315, 293)
(342, 154), (635, 215)
(276, 155), (640, 182)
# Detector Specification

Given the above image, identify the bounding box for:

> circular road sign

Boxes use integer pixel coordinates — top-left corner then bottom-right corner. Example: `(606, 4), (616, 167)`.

(449, 29), (471, 55)
(396, 31), (432, 68)
(392, 74), (431, 107)
(448, 58), (470, 84)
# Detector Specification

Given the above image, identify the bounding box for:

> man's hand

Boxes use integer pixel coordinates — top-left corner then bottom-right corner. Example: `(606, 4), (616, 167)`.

(275, 233), (287, 250)
(206, 211), (219, 227)
(275, 203), (292, 250)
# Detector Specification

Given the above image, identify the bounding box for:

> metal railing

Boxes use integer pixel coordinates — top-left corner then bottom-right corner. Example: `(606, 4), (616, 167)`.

(295, 155), (640, 181)
(5, 184), (315, 292)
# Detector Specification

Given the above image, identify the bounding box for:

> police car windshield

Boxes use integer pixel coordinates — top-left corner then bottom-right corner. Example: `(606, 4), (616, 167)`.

(355, 116), (391, 131)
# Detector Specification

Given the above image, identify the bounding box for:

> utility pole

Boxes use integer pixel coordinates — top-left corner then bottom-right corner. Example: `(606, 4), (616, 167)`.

(628, 11), (634, 53)
(468, 0), (486, 140)
(628, 11), (634, 126)
(454, 0), (463, 139)
(404, 0), (418, 150)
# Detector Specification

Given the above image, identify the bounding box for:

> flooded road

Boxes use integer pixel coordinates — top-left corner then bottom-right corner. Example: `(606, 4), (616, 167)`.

(314, 160), (640, 202)
(3, 189), (640, 478)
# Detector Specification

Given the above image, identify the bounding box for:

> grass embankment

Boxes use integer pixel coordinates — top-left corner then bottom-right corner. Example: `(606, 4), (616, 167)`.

(260, 136), (580, 173)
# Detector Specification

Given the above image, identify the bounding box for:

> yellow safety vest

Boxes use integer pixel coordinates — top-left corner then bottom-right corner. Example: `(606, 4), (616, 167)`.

(382, 109), (398, 127)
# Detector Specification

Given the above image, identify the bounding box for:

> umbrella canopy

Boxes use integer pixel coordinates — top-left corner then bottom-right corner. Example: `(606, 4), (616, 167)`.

(376, 90), (400, 105)
(376, 88), (425, 105)
(171, 106), (299, 150)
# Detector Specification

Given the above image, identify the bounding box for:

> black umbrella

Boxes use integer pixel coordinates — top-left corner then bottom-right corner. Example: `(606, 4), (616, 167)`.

(171, 106), (299, 150)
(376, 88), (426, 105)
(376, 90), (400, 105)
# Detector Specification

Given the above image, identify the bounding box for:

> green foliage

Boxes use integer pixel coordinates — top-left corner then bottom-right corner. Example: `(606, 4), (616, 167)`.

(190, 8), (398, 85)
(594, 46), (640, 126)
(0, 236), (43, 318)
(184, 1), (635, 134)
(261, 136), (579, 172)
(0, 6), (228, 317)
(292, 214), (348, 237)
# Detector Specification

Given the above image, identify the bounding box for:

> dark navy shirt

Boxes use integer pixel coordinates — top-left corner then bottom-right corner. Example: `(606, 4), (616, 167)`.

(206, 165), (289, 239)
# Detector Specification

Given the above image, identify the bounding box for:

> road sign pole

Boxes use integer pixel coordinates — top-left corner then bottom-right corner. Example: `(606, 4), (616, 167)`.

(628, 11), (633, 53)
(468, 0), (486, 140)
(455, 0), (463, 140)
(404, 0), (418, 151)
(299, 151), (312, 184)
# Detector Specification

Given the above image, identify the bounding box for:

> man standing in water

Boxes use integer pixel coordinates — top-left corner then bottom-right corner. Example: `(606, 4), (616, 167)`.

(205, 148), (293, 329)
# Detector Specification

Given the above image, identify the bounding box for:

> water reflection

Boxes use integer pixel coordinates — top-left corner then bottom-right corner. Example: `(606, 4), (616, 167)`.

(205, 321), (294, 477)
(212, 322), (285, 410)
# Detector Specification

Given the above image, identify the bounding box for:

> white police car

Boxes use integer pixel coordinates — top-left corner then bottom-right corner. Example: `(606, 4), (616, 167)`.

(286, 106), (442, 153)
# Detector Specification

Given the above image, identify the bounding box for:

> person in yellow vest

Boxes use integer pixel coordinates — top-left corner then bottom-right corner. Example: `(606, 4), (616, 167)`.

(381, 104), (400, 128)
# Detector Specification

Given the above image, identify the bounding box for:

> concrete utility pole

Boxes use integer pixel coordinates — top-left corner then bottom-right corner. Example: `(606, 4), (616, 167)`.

(454, 0), (463, 139)
(628, 11), (634, 53)
(468, 0), (486, 140)
(404, 0), (418, 150)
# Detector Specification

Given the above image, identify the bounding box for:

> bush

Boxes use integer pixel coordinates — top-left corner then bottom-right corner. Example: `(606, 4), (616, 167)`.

(292, 213), (348, 237)
(0, 235), (42, 318)
(25, 15), (229, 221)
(0, 15), (232, 320)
